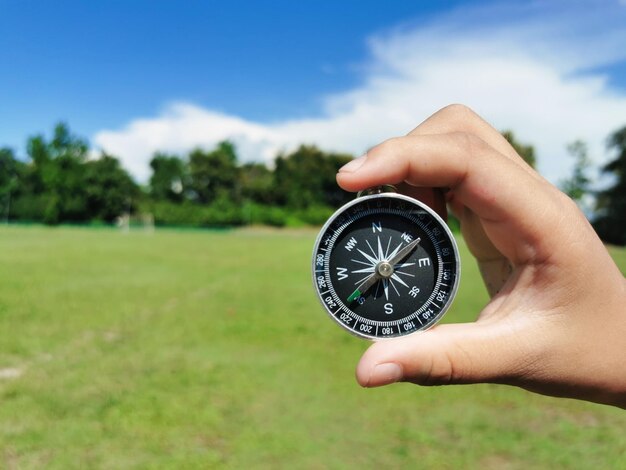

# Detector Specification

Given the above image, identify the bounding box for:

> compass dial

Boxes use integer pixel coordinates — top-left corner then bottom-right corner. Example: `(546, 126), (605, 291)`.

(312, 192), (460, 340)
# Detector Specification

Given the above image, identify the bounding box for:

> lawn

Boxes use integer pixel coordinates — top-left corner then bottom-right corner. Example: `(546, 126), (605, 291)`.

(0, 225), (624, 469)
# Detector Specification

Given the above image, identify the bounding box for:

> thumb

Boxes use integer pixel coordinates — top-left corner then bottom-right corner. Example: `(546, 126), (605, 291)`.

(356, 322), (532, 387)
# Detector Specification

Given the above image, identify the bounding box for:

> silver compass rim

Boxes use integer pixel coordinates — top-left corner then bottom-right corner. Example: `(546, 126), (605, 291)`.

(311, 191), (461, 341)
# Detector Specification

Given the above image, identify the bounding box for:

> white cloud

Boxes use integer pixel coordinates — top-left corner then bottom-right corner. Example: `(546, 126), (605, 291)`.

(94, 1), (626, 184)
(94, 103), (284, 181)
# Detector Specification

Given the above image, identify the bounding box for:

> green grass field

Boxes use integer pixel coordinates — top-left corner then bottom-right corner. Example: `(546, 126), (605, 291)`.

(1, 226), (625, 469)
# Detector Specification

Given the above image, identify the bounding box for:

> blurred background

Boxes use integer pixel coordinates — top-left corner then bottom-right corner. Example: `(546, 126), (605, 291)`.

(1, 1), (625, 468)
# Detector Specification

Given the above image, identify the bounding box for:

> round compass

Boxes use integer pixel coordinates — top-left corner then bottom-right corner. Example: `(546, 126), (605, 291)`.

(312, 186), (460, 340)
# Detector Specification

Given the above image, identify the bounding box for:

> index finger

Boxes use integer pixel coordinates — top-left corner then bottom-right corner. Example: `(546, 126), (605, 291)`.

(337, 132), (571, 266)
(408, 104), (541, 181)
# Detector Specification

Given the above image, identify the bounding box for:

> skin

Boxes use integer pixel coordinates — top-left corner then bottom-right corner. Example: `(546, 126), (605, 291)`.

(337, 104), (626, 409)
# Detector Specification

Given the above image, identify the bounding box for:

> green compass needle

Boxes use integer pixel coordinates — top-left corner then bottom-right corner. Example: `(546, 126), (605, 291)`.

(348, 273), (379, 303)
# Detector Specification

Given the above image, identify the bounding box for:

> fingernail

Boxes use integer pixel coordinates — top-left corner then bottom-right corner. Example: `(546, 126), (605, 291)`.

(367, 363), (403, 387)
(339, 154), (367, 173)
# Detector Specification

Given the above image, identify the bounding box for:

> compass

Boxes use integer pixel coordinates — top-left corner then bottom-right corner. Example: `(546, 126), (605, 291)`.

(312, 186), (460, 340)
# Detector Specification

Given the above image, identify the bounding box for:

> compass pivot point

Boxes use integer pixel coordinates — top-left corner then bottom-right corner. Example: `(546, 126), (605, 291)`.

(376, 261), (394, 278)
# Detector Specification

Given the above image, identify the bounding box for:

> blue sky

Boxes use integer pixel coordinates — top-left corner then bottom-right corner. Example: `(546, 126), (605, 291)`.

(0, 1), (470, 145)
(1, 1), (626, 183)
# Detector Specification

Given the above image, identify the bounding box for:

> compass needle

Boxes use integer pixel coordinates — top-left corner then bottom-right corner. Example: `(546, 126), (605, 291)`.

(348, 272), (380, 302)
(388, 237), (422, 267)
(312, 188), (460, 339)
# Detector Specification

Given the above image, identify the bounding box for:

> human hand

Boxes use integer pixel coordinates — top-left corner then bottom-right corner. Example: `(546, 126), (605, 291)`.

(336, 104), (626, 408)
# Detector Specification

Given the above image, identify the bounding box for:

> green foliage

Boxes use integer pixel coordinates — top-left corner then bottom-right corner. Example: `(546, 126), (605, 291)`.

(9, 193), (48, 221)
(293, 205), (335, 226)
(149, 153), (188, 203)
(241, 202), (288, 227)
(560, 140), (592, 204)
(189, 141), (240, 204)
(24, 120), (626, 235)
(593, 126), (626, 245)
(240, 162), (275, 204)
(145, 143), (354, 228)
(0, 147), (21, 221)
(0, 147), (19, 192)
(3, 126), (362, 228)
(502, 130), (536, 168)
(274, 145), (352, 208)
(23, 123), (90, 224)
(84, 154), (139, 222)
(148, 199), (245, 227)
(9, 123), (139, 225)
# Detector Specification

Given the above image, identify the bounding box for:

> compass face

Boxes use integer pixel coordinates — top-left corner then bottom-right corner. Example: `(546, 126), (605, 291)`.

(312, 193), (460, 340)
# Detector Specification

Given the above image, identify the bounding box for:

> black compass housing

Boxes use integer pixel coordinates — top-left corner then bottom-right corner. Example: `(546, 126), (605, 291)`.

(312, 192), (460, 340)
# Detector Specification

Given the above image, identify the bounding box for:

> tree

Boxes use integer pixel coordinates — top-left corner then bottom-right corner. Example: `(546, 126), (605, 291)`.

(84, 154), (139, 221)
(502, 130), (536, 168)
(560, 140), (592, 208)
(188, 141), (239, 204)
(593, 125), (626, 245)
(0, 147), (23, 222)
(24, 123), (90, 224)
(149, 153), (187, 203)
(240, 162), (274, 204)
(273, 145), (352, 208)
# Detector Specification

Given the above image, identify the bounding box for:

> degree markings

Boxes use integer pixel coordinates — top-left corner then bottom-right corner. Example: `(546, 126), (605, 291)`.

(316, 198), (458, 329)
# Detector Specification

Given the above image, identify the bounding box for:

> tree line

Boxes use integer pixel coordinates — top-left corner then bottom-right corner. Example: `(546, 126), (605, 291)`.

(0, 122), (625, 245)
(0, 123), (354, 228)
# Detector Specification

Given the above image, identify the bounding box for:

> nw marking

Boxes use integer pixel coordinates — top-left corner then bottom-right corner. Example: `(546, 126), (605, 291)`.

(345, 237), (358, 251)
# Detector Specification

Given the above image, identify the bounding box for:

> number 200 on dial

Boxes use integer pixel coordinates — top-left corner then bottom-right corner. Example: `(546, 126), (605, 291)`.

(312, 191), (460, 340)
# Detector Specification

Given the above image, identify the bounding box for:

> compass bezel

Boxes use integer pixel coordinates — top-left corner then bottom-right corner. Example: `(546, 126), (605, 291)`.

(312, 192), (461, 340)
